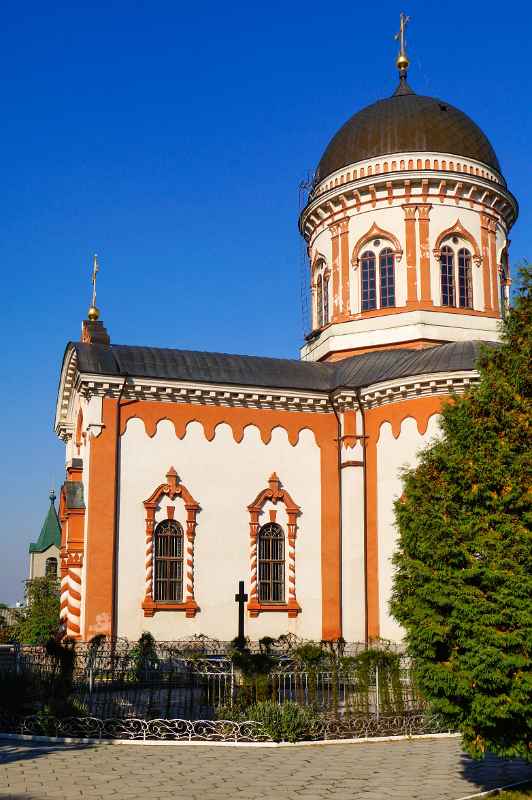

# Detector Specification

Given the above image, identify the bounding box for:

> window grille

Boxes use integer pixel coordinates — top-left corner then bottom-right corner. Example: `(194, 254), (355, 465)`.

(153, 520), (184, 603)
(440, 246), (455, 306)
(458, 248), (472, 308)
(361, 251), (377, 310)
(258, 523), (285, 603)
(379, 248), (395, 308)
(45, 557), (58, 579)
(317, 274), (323, 327)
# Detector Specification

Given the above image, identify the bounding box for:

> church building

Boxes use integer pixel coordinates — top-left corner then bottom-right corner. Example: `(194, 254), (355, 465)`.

(54, 34), (517, 644)
(28, 491), (61, 581)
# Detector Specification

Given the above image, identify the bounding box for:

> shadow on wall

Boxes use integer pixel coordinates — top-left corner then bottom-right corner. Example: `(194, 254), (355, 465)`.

(460, 752), (532, 795)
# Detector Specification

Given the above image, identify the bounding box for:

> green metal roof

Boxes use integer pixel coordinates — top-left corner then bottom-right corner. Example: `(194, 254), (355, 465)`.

(29, 491), (61, 553)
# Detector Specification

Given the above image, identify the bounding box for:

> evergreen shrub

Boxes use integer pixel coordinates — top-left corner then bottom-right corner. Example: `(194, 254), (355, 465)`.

(391, 266), (532, 760)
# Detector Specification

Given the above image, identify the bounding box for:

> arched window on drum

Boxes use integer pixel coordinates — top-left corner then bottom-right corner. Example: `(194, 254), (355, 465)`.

(360, 244), (396, 311)
(439, 240), (473, 309)
(314, 260), (330, 328)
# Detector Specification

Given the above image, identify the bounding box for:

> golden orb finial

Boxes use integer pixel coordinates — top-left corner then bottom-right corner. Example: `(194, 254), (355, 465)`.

(88, 305), (100, 321)
(396, 53), (409, 71)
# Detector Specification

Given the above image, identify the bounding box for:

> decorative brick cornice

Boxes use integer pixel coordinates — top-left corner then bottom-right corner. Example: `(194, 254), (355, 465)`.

(358, 370), (480, 410)
(77, 376), (333, 412)
(300, 161), (517, 243)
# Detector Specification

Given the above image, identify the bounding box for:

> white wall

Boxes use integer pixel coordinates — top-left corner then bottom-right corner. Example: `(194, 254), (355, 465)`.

(29, 546), (60, 580)
(340, 440), (365, 641)
(376, 414), (442, 641)
(117, 418), (323, 642)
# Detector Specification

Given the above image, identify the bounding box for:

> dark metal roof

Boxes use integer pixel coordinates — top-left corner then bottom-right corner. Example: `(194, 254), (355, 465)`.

(316, 84), (502, 183)
(334, 340), (491, 388)
(72, 339), (492, 393)
(74, 342), (334, 392)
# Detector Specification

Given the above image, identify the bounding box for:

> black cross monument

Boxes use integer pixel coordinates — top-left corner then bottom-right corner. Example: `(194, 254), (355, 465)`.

(234, 580), (248, 651)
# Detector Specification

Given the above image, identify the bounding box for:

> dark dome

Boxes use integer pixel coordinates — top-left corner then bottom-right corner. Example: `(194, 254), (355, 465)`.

(316, 83), (501, 182)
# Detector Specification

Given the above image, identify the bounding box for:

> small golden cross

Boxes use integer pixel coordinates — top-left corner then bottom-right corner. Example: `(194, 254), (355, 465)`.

(395, 12), (410, 58)
(91, 254), (99, 308)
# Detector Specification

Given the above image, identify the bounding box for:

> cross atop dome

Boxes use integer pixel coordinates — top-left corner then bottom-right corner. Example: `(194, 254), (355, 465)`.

(393, 12), (414, 95)
(395, 12), (411, 75)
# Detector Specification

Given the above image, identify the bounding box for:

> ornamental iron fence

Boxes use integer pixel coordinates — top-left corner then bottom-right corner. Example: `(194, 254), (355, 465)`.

(0, 711), (450, 743)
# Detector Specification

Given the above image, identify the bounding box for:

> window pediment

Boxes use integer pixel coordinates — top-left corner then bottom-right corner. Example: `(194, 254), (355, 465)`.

(352, 223), (403, 266)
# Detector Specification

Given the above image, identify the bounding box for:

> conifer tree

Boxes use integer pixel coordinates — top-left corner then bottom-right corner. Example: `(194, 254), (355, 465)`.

(15, 577), (60, 645)
(391, 266), (531, 760)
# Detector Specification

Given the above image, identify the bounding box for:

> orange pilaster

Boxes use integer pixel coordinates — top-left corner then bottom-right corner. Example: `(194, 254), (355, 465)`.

(84, 397), (119, 639)
(480, 215), (493, 312)
(339, 218), (350, 318)
(403, 205), (418, 306)
(330, 223), (341, 320)
(320, 425), (342, 640)
(488, 218), (500, 314)
(417, 204), (433, 305)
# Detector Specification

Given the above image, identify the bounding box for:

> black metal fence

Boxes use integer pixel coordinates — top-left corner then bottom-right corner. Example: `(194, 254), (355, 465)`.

(4, 636), (422, 721)
(14, 650), (233, 720)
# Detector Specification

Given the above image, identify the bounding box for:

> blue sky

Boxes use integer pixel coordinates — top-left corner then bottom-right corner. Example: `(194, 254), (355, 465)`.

(0, 0), (530, 603)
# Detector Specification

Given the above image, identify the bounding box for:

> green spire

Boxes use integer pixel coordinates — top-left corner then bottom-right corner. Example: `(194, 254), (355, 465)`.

(29, 490), (61, 553)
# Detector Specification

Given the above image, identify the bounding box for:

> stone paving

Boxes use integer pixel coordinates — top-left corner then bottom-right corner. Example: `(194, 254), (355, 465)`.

(0, 736), (531, 800)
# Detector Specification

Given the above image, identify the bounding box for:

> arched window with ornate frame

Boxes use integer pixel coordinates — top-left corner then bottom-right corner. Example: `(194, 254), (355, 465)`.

(247, 473), (301, 618)
(439, 242), (473, 309)
(352, 223), (402, 313)
(153, 520), (184, 603)
(142, 467), (200, 618)
(434, 221), (481, 309)
(258, 523), (285, 603)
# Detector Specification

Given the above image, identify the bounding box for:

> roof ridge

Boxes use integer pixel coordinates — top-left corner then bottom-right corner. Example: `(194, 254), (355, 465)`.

(107, 342), (335, 369)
